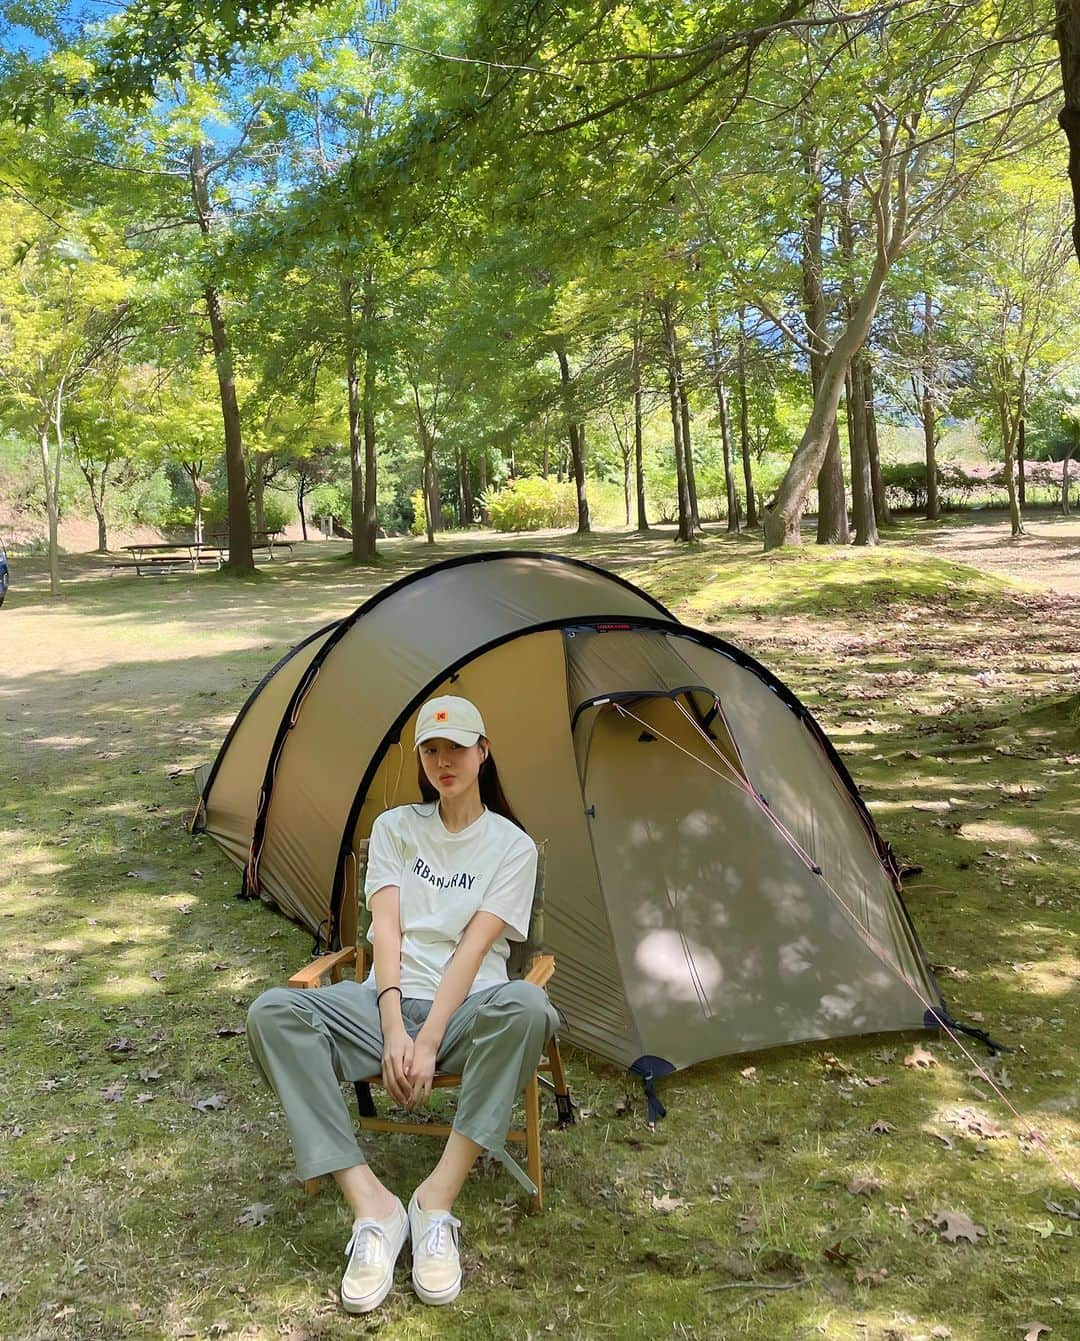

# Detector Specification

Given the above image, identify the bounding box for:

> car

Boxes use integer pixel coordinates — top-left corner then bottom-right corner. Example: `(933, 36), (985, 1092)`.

(0, 538), (8, 608)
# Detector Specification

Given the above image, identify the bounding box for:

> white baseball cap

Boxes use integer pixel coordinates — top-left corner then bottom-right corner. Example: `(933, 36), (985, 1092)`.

(413, 695), (486, 750)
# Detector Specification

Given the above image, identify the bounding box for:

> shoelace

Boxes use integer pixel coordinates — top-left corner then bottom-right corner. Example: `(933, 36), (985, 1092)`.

(345, 1218), (388, 1268)
(418, 1210), (460, 1259)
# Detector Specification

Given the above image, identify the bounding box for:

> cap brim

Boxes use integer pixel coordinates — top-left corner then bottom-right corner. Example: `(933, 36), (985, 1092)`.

(414, 727), (482, 749)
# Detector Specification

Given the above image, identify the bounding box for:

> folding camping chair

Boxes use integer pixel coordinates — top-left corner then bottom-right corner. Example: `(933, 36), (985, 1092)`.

(286, 838), (573, 1212)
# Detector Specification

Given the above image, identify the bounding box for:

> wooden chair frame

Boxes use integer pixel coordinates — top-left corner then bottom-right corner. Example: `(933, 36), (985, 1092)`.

(287, 838), (573, 1212)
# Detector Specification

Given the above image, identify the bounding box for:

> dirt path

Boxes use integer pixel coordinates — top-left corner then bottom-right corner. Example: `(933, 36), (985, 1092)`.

(892, 510), (1080, 597)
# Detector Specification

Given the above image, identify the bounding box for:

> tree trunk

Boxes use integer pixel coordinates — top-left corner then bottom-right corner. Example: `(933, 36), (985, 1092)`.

(659, 302), (693, 542)
(426, 456), (439, 542)
(38, 421), (60, 597)
(1017, 415), (1027, 507)
(342, 277), (366, 560)
(763, 237), (900, 550)
(252, 453), (266, 534)
(718, 382), (740, 533)
(423, 450), (436, 543)
(679, 383), (701, 532)
(1062, 444), (1075, 514)
(633, 321), (649, 531)
(737, 307), (757, 528)
(478, 452), (490, 524)
(848, 361), (877, 546)
(358, 270), (379, 559)
(542, 441), (550, 477)
(1055, 0), (1080, 264)
(1000, 375), (1026, 538)
(190, 146), (253, 575)
(79, 453), (109, 554)
(815, 428), (847, 543)
(556, 348), (590, 533)
(803, 144), (849, 546)
(457, 444), (473, 526)
(297, 477), (309, 540)
(922, 292), (940, 520)
(864, 358), (891, 525)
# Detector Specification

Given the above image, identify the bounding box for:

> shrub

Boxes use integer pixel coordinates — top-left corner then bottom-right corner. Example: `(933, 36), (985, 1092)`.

(409, 487), (426, 537)
(482, 476), (578, 532)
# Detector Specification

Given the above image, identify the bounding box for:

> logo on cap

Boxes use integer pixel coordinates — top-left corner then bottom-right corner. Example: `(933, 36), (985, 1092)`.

(434, 710), (448, 722)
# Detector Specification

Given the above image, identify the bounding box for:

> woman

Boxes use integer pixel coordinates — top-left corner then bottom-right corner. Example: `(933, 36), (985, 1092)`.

(246, 695), (558, 1313)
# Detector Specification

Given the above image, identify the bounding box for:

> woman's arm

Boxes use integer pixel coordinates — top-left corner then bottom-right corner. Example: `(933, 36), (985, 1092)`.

(369, 886), (412, 1106)
(405, 910), (509, 1108)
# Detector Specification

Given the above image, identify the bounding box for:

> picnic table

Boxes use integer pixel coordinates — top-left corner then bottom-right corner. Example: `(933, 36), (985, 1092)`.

(203, 530), (294, 560)
(112, 543), (227, 576)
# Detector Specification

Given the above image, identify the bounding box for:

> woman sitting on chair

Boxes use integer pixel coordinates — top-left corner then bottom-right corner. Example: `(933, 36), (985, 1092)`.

(246, 695), (558, 1313)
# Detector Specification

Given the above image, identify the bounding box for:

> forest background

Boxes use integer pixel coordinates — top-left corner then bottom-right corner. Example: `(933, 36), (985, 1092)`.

(2, 1), (1080, 592)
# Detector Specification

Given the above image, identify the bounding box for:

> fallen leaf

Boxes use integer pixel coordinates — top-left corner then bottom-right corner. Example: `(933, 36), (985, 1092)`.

(854, 1266), (888, 1286)
(236, 1202), (273, 1227)
(863, 1075), (888, 1087)
(107, 1037), (135, 1054)
(847, 1176), (883, 1197)
(930, 1327), (952, 1338)
(823, 1240), (856, 1264)
(870, 1120), (896, 1135)
(1045, 1198), (1080, 1221)
(193, 1094), (228, 1113)
(905, 1045), (937, 1069)
(930, 1209), (987, 1244)
(736, 1213), (761, 1235)
(1020, 1326), (1050, 1341)
(99, 1082), (125, 1102)
(133, 1092), (155, 1104)
(739, 1066), (758, 1081)
(649, 1193), (686, 1213)
(149, 970), (165, 981)
(53, 1305), (76, 1321)
(215, 1026), (245, 1037)
(945, 1106), (1008, 1140)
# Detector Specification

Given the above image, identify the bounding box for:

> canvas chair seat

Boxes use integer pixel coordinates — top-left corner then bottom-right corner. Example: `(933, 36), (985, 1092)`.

(287, 838), (573, 1212)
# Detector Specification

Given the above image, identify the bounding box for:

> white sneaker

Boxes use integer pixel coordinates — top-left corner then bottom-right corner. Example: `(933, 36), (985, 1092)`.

(340, 1197), (409, 1314)
(407, 1190), (462, 1305)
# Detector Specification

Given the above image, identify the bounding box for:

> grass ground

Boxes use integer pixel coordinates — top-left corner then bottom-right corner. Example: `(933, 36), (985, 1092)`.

(1, 513), (1077, 1341)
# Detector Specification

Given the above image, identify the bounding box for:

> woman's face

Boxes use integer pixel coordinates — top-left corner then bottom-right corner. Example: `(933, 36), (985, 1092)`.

(418, 736), (487, 799)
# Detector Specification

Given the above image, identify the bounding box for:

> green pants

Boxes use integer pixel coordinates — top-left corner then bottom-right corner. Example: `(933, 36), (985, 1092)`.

(246, 978), (559, 1181)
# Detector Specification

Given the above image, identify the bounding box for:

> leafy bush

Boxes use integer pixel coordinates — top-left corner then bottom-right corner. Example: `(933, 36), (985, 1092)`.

(157, 502), (197, 535)
(482, 476), (578, 532)
(261, 496), (291, 533)
(306, 482), (348, 522)
(409, 487), (427, 537)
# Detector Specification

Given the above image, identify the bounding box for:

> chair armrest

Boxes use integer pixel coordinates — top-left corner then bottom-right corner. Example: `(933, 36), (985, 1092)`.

(288, 946), (357, 987)
(524, 954), (556, 989)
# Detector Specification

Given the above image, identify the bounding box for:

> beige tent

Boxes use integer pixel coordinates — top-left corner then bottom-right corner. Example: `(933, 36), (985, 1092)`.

(195, 551), (947, 1100)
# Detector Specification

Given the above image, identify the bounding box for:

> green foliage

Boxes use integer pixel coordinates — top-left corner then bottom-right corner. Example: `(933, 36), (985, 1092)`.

(409, 487), (427, 537)
(306, 482), (349, 524)
(482, 476), (577, 532)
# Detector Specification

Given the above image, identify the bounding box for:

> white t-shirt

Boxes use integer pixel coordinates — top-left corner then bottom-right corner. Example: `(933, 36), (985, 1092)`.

(363, 802), (538, 1000)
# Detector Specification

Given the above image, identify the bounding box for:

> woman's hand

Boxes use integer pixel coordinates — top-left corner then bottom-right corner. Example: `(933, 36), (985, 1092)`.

(381, 1025), (414, 1106)
(405, 1034), (438, 1110)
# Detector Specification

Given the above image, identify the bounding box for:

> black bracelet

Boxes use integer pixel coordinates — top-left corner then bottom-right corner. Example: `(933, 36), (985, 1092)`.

(377, 986), (403, 1007)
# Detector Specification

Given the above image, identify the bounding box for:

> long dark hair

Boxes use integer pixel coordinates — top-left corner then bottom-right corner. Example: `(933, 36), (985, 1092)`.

(416, 737), (527, 832)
